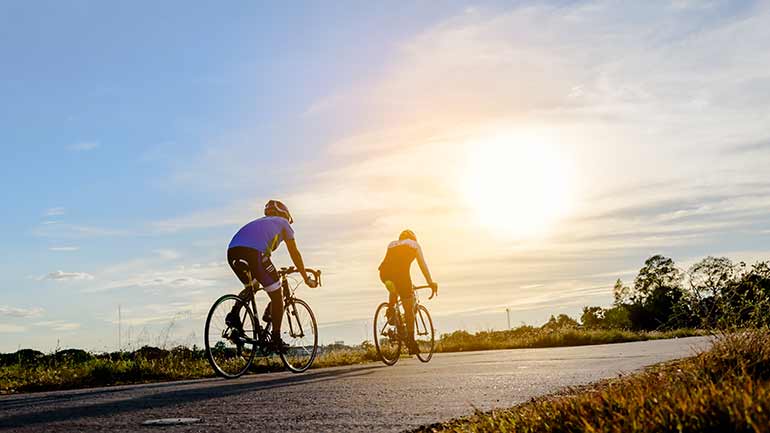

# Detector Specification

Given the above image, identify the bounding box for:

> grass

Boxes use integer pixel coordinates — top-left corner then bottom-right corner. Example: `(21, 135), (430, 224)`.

(434, 327), (703, 352)
(414, 329), (770, 433)
(0, 327), (703, 395)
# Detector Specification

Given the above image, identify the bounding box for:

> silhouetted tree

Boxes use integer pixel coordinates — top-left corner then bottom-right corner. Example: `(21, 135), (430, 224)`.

(633, 255), (682, 302)
(613, 279), (632, 306)
(543, 314), (579, 330)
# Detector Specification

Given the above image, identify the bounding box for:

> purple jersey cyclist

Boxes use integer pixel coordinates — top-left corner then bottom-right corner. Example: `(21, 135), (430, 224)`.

(226, 200), (316, 353)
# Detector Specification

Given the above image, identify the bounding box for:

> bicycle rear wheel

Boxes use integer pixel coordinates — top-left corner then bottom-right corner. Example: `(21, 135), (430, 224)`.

(205, 294), (258, 378)
(414, 304), (435, 362)
(279, 298), (318, 373)
(373, 302), (401, 366)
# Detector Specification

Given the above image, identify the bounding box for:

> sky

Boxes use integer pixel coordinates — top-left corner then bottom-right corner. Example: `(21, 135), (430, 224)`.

(1, 0), (769, 353)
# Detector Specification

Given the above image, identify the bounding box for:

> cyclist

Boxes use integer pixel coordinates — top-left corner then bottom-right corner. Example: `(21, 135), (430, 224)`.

(378, 229), (438, 354)
(226, 200), (317, 353)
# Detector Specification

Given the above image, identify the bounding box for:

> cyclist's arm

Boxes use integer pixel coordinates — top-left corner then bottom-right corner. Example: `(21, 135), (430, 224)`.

(415, 243), (435, 285)
(285, 238), (316, 287)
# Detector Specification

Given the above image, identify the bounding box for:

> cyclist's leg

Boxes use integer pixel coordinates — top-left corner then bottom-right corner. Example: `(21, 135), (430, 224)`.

(393, 276), (419, 352)
(226, 247), (260, 326)
(252, 253), (283, 344)
(380, 272), (399, 324)
(401, 291), (416, 344)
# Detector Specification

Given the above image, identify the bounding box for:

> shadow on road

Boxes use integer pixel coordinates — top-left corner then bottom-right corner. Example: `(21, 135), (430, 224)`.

(0, 365), (382, 428)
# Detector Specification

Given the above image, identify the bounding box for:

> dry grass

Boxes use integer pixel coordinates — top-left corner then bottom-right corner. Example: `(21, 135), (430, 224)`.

(0, 328), (703, 395)
(415, 330), (770, 433)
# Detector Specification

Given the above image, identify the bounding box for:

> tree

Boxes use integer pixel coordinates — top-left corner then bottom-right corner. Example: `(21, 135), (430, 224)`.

(543, 314), (579, 330)
(633, 255), (682, 302)
(603, 305), (631, 329)
(687, 256), (739, 326)
(688, 256), (737, 298)
(580, 307), (605, 329)
(613, 279), (631, 306)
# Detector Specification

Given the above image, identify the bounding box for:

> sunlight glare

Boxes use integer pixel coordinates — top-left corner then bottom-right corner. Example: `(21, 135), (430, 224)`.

(460, 131), (573, 239)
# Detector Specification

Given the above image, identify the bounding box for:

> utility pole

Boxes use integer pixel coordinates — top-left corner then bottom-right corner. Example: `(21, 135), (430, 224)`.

(118, 305), (122, 351)
(506, 308), (511, 330)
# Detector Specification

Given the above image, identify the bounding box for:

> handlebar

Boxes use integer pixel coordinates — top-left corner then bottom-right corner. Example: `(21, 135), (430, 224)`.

(279, 266), (322, 286)
(413, 284), (438, 300)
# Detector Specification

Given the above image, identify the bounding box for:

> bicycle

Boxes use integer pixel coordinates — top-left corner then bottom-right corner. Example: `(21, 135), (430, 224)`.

(373, 285), (436, 365)
(204, 266), (321, 378)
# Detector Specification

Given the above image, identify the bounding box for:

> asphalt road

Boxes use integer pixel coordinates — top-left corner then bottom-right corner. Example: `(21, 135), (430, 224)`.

(0, 336), (711, 432)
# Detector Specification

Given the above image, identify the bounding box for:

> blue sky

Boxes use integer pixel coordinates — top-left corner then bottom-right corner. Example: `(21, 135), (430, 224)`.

(2, 0), (769, 352)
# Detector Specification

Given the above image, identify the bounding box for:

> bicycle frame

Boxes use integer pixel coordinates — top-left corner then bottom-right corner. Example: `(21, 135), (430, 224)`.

(390, 286), (432, 340)
(239, 267), (320, 347)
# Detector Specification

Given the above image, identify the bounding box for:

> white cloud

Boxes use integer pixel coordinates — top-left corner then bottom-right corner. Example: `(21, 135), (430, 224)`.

(44, 271), (94, 281)
(33, 321), (81, 332)
(0, 305), (44, 318)
(33, 223), (129, 239)
(68, 141), (99, 151)
(154, 249), (181, 260)
(45, 207), (65, 217)
(49, 246), (80, 252)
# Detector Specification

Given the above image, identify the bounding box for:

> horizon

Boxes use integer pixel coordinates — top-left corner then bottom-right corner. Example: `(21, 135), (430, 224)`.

(2, 0), (770, 353)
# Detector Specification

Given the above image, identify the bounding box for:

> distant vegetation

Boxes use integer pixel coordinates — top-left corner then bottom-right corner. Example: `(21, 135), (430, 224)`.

(415, 329), (770, 433)
(579, 255), (770, 331)
(2, 254), (766, 394)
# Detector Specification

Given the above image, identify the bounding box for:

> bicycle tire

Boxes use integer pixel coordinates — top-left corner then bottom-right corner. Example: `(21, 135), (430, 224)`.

(414, 304), (435, 362)
(279, 298), (318, 373)
(204, 294), (258, 378)
(373, 302), (401, 366)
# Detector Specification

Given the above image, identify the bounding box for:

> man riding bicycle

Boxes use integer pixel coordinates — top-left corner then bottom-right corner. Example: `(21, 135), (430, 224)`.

(226, 200), (317, 353)
(379, 229), (438, 354)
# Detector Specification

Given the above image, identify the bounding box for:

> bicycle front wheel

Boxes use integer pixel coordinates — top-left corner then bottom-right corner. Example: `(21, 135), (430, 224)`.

(414, 304), (435, 362)
(373, 302), (401, 366)
(204, 294), (258, 378)
(279, 298), (318, 373)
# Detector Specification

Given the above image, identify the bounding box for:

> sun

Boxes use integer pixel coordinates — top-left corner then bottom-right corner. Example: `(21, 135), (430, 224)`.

(460, 131), (573, 238)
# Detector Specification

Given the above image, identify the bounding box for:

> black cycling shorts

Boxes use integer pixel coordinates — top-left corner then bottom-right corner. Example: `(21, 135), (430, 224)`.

(380, 269), (413, 299)
(227, 246), (281, 292)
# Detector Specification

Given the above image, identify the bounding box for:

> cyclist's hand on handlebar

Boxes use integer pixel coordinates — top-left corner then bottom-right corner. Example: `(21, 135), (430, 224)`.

(429, 281), (439, 299)
(304, 273), (318, 288)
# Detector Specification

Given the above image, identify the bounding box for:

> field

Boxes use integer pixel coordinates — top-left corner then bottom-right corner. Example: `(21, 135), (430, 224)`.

(0, 326), (701, 394)
(415, 329), (770, 433)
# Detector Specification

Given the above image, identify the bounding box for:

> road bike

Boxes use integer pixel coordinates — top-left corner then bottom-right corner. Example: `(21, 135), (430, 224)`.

(204, 266), (321, 378)
(373, 285), (435, 365)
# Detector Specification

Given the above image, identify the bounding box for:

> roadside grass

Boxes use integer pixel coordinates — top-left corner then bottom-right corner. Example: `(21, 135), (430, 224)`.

(0, 327), (702, 395)
(435, 327), (702, 352)
(415, 329), (770, 433)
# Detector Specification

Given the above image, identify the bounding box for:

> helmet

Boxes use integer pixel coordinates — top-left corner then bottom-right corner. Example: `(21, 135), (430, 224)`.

(399, 229), (417, 242)
(264, 200), (293, 224)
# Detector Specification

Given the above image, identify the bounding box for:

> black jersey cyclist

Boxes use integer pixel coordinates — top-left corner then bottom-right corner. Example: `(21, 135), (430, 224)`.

(378, 229), (438, 354)
(225, 200), (317, 353)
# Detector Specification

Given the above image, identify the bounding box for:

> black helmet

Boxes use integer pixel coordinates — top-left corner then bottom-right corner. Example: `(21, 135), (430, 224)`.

(399, 229), (417, 241)
(264, 200), (293, 224)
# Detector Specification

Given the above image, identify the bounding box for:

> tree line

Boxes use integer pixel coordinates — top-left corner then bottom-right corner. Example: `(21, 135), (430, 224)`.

(576, 255), (770, 331)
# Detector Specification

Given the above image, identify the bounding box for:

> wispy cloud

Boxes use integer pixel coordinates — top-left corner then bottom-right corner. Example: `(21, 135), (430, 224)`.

(33, 223), (130, 239)
(33, 321), (81, 331)
(68, 141), (99, 151)
(43, 271), (94, 281)
(45, 207), (65, 217)
(0, 305), (44, 318)
(48, 246), (80, 252)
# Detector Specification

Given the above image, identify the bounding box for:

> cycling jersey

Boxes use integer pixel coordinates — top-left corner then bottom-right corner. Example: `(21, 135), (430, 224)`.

(229, 216), (294, 255)
(378, 239), (430, 297)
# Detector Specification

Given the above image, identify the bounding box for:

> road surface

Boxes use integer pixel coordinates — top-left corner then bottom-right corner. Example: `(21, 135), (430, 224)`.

(0, 336), (711, 432)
